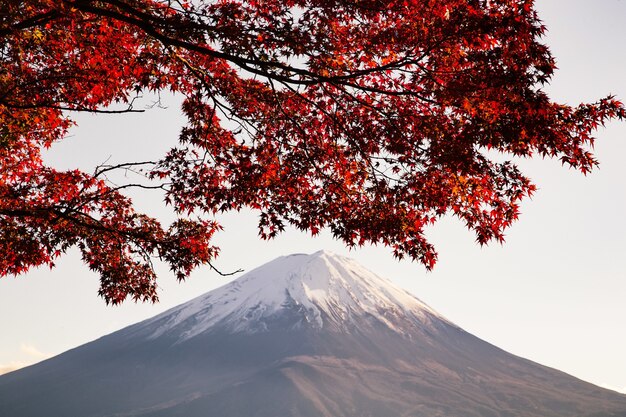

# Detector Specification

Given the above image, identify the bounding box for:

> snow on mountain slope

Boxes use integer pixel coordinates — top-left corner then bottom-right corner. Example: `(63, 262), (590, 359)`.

(144, 250), (450, 340)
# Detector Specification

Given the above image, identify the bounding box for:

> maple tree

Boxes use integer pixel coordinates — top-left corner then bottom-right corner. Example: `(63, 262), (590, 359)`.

(1, 0), (624, 304)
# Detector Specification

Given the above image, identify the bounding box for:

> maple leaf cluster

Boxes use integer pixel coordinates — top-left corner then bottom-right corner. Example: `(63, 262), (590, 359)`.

(1, 0), (624, 303)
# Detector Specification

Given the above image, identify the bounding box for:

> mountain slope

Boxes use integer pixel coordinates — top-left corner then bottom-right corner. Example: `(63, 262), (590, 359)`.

(1, 251), (625, 417)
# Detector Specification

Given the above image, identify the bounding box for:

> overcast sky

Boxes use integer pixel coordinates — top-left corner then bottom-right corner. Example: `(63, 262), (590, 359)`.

(1, 0), (625, 394)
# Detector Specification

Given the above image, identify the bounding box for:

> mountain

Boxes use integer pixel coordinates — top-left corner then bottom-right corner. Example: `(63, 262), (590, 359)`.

(1, 250), (625, 417)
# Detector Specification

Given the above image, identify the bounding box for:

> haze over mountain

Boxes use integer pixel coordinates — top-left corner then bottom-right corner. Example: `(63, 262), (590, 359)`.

(1, 251), (625, 417)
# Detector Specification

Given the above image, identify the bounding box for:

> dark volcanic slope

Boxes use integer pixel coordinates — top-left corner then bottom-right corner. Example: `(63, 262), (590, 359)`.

(1, 251), (625, 417)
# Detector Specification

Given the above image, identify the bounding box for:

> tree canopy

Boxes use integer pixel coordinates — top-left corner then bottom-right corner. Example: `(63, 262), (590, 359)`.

(1, 0), (624, 304)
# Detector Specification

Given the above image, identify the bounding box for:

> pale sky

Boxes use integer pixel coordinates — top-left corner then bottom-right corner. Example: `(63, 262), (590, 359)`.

(1, 0), (625, 395)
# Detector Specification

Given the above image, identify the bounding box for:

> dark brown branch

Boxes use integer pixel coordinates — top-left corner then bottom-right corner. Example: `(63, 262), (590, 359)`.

(3, 102), (145, 114)
(207, 262), (243, 277)
(94, 161), (158, 177)
(0, 10), (59, 37)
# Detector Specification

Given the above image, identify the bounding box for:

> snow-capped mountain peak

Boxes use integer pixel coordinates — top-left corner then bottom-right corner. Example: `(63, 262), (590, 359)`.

(145, 250), (446, 340)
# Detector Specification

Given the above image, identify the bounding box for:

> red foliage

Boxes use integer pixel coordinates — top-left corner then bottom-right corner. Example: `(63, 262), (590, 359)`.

(1, 0), (624, 303)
